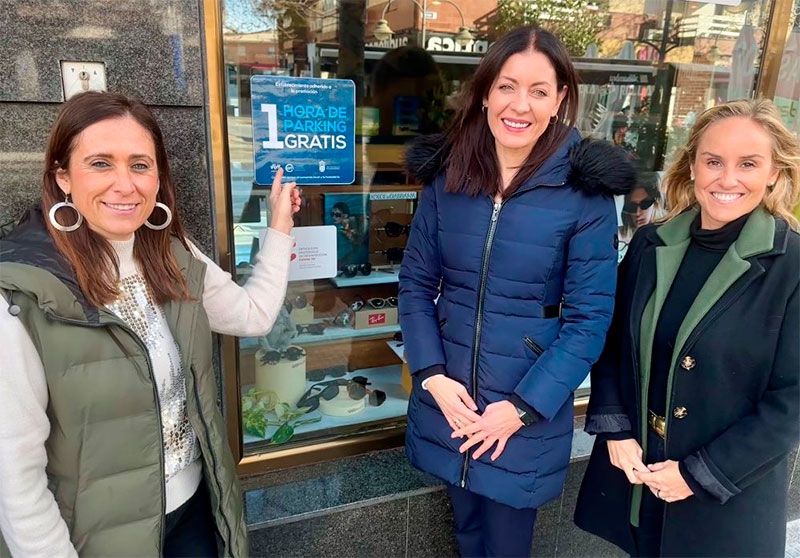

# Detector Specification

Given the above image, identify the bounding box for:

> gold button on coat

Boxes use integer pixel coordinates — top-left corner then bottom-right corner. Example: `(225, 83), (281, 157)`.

(680, 355), (696, 370)
(673, 406), (688, 419)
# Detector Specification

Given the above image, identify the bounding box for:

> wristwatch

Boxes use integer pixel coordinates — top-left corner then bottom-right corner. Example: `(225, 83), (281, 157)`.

(516, 406), (535, 427)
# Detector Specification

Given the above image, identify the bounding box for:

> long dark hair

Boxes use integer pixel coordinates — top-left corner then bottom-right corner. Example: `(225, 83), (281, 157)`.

(444, 26), (579, 198)
(42, 91), (191, 307)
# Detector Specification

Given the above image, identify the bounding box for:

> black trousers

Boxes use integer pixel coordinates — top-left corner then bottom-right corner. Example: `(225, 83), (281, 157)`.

(446, 484), (538, 558)
(633, 430), (667, 558)
(164, 482), (220, 558)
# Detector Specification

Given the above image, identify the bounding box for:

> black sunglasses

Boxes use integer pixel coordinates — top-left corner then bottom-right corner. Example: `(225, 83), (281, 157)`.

(296, 323), (326, 335)
(622, 198), (655, 213)
(330, 210), (346, 218)
(377, 222), (411, 237)
(306, 365), (348, 382)
(297, 376), (380, 412)
(350, 296), (398, 312)
(374, 247), (404, 263)
(259, 346), (306, 365)
(341, 263), (372, 277)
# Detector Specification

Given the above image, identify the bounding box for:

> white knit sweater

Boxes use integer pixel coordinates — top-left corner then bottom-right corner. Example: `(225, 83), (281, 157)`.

(0, 229), (293, 558)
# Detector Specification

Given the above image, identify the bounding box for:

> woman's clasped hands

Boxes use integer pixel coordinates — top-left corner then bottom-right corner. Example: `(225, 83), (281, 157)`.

(606, 439), (693, 503)
(426, 376), (525, 461)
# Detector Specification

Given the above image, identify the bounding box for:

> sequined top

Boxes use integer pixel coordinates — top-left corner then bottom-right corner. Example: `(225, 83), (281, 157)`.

(105, 274), (201, 481)
(105, 237), (201, 512)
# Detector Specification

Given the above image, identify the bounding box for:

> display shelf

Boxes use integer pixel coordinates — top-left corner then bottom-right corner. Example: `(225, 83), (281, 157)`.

(242, 364), (408, 445)
(240, 323), (401, 352)
(328, 268), (399, 287)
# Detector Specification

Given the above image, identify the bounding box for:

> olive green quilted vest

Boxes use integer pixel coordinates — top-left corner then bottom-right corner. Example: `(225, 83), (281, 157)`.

(0, 236), (248, 557)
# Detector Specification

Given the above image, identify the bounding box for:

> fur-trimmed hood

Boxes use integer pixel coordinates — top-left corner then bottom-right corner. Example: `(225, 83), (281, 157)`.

(403, 132), (636, 197)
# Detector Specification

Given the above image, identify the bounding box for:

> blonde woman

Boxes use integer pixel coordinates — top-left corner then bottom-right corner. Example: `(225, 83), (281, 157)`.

(575, 98), (800, 557)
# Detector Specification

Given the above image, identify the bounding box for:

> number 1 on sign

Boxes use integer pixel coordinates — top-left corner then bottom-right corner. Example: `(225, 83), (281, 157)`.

(260, 103), (284, 149)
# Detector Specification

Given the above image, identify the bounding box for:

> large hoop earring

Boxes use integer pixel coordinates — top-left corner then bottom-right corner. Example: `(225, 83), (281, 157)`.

(145, 202), (172, 230)
(549, 114), (559, 125)
(49, 195), (83, 232)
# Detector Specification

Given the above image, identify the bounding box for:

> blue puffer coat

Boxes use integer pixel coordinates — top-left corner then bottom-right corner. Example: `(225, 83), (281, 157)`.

(399, 130), (635, 509)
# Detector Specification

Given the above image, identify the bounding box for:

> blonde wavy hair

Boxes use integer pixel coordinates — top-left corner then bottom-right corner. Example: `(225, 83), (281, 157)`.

(662, 98), (800, 231)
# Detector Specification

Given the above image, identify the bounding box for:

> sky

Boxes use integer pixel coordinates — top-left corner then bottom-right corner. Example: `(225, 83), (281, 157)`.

(224, 0), (276, 33)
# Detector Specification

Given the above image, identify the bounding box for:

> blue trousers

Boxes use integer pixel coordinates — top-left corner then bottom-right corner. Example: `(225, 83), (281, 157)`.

(446, 484), (538, 557)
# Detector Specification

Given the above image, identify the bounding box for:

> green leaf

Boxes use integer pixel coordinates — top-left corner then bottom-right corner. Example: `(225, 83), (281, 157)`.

(292, 416), (322, 427)
(270, 422), (295, 444)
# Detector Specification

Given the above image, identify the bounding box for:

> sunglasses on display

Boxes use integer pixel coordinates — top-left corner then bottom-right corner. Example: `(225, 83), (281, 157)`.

(377, 222), (411, 237)
(260, 346), (307, 365)
(350, 296), (398, 312)
(296, 376), (386, 412)
(341, 263), (372, 277)
(392, 330), (403, 346)
(622, 198), (656, 213)
(331, 309), (354, 327)
(306, 365), (349, 382)
(374, 247), (404, 263)
(296, 323), (326, 335)
(283, 293), (308, 314)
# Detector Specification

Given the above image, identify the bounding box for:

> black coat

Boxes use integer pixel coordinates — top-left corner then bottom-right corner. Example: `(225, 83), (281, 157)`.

(574, 208), (800, 557)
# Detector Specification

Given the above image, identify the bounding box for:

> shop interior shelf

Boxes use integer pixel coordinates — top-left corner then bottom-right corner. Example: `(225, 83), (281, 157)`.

(240, 323), (400, 352)
(327, 269), (400, 288)
(242, 363), (408, 445)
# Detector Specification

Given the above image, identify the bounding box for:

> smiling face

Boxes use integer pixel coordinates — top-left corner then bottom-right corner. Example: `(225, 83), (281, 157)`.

(691, 116), (778, 230)
(483, 50), (566, 165)
(55, 116), (160, 241)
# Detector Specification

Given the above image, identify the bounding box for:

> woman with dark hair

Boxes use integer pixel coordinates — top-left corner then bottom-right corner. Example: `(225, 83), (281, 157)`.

(575, 98), (799, 556)
(0, 91), (300, 557)
(399, 26), (635, 556)
(618, 181), (664, 261)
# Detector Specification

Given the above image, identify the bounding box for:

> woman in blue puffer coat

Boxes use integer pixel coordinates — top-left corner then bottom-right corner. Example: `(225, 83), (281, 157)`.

(398, 26), (636, 557)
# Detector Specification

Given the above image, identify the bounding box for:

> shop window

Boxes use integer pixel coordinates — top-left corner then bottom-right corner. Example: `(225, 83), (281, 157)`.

(218, 0), (777, 460)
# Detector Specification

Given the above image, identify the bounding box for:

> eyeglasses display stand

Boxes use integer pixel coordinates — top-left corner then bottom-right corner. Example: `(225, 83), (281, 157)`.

(319, 387), (367, 417)
(254, 345), (307, 408)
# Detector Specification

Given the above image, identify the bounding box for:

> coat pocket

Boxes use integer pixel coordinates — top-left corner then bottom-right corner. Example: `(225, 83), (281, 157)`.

(523, 336), (545, 356)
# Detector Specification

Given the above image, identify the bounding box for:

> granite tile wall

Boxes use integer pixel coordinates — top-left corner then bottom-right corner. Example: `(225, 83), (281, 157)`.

(0, 0), (214, 253)
(243, 445), (800, 557)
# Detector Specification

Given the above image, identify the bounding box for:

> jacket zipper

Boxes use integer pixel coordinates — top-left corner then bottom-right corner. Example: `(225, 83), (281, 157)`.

(46, 311), (168, 554)
(523, 336), (545, 356)
(461, 200), (503, 488)
(457, 182), (564, 489)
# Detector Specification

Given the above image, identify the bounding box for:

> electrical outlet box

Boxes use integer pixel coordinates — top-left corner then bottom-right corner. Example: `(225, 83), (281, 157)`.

(60, 61), (106, 100)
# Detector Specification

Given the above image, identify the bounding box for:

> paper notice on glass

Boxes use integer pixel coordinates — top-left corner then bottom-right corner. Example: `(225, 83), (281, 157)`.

(260, 225), (338, 282)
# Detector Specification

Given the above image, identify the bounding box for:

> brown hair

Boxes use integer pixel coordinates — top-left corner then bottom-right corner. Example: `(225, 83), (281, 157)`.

(42, 91), (191, 307)
(444, 26), (579, 198)
(662, 98), (800, 231)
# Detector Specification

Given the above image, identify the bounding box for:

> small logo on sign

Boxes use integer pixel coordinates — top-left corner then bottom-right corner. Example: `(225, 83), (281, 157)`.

(369, 313), (386, 325)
